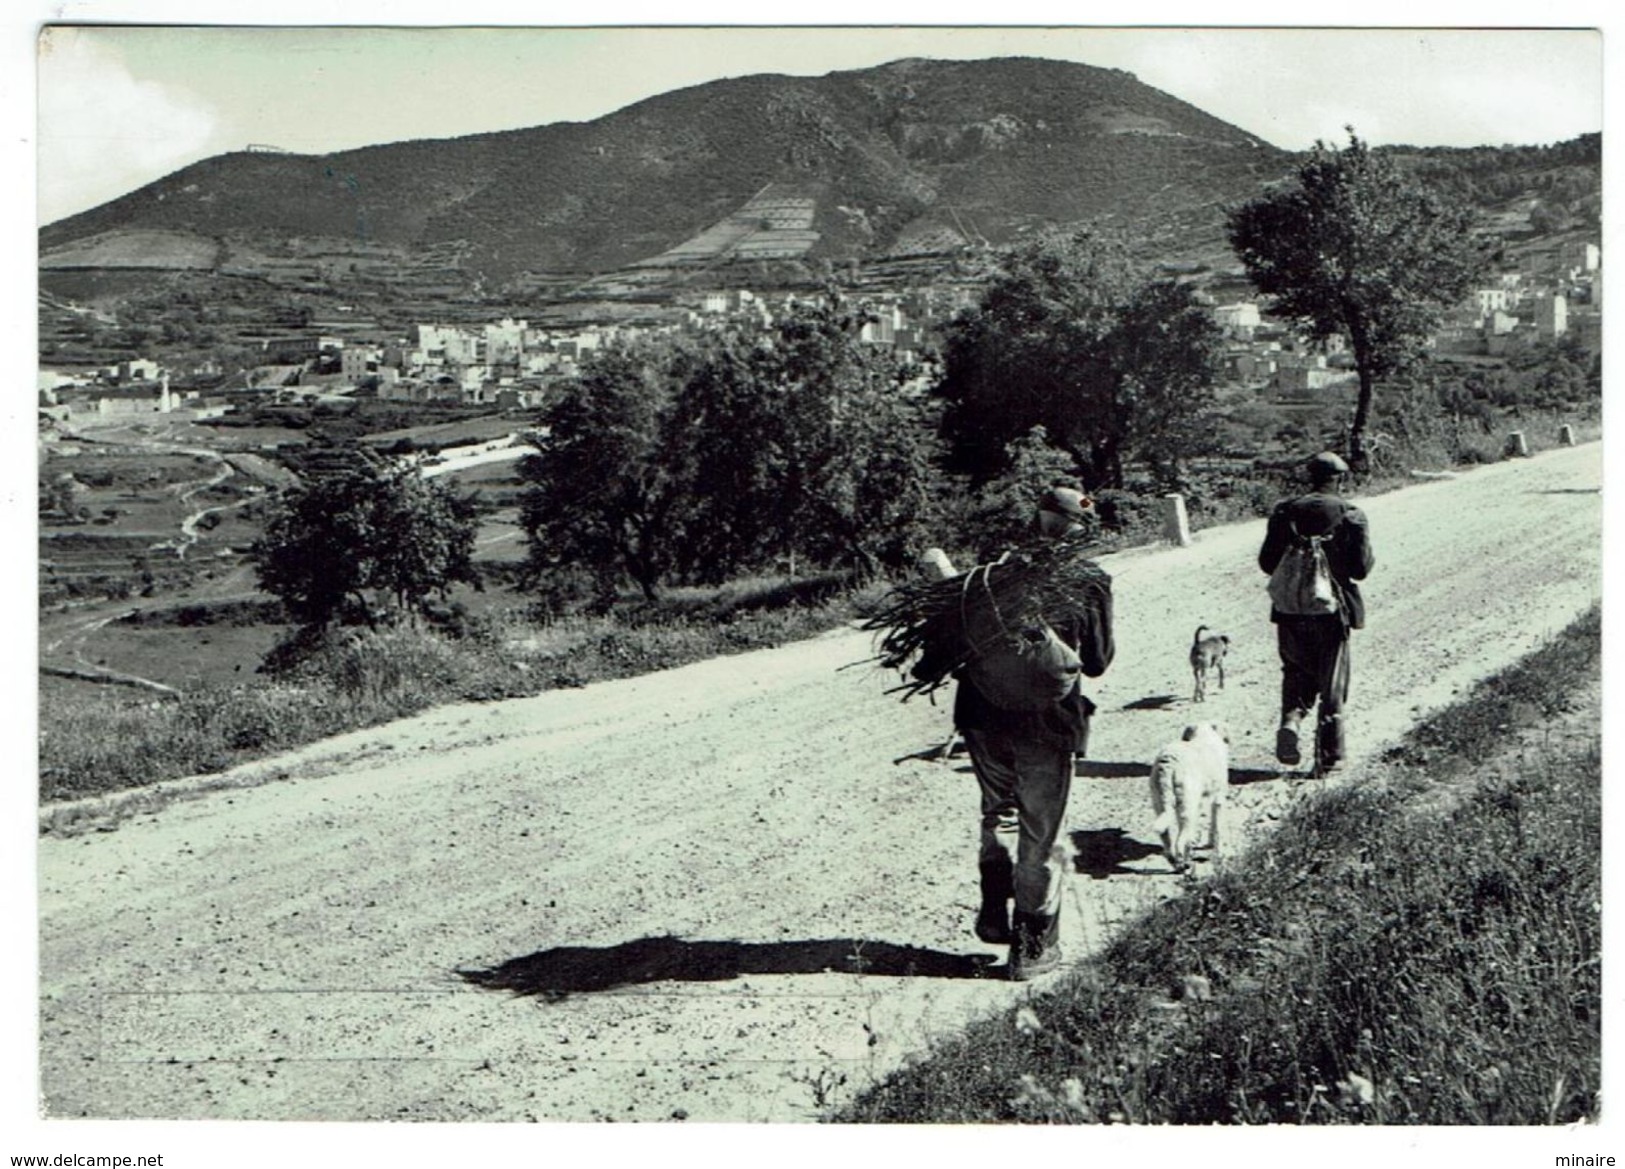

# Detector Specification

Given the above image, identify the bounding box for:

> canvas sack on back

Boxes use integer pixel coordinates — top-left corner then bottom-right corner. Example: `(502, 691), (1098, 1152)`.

(1268, 521), (1341, 616)
(958, 564), (1083, 711)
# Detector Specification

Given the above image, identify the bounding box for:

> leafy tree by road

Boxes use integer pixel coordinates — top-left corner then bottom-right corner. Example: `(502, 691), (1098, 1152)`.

(935, 230), (1222, 489)
(367, 472), (484, 617)
(687, 297), (940, 577)
(252, 462), (480, 628)
(1227, 130), (1492, 468)
(960, 425), (1083, 559)
(518, 298), (943, 603)
(517, 344), (691, 603)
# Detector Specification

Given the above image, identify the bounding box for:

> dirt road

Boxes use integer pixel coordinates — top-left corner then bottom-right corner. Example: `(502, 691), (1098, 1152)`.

(37, 443), (1602, 1122)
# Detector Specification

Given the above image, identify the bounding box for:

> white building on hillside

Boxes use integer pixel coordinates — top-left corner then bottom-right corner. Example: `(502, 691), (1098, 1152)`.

(1212, 302), (1261, 339)
(1565, 241), (1600, 273)
(1532, 292), (1568, 339)
(341, 346), (379, 385)
(860, 303), (905, 345)
(484, 318), (528, 365)
(415, 324), (482, 365)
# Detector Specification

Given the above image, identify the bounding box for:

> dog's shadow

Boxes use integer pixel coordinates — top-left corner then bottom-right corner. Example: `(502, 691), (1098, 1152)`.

(1076, 759), (1152, 779)
(1121, 694), (1180, 711)
(1229, 766), (1285, 786)
(1069, 828), (1165, 879)
(459, 935), (998, 999)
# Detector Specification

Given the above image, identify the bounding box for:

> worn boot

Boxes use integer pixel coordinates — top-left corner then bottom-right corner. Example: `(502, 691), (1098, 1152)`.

(974, 857), (1014, 945)
(1314, 714), (1345, 777)
(1008, 910), (1063, 981)
(1275, 711), (1304, 766)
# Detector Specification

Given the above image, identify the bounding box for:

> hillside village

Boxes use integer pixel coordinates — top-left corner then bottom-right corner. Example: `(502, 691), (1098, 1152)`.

(38, 283), (961, 423)
(38, 234), (1601, 440)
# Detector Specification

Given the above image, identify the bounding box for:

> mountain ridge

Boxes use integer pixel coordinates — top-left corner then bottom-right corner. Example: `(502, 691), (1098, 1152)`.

(40, 56), (1291, 281)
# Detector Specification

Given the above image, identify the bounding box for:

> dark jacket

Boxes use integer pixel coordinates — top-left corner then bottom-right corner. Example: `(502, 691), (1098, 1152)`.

(915, 572), (1115, 750)
(1258, 491), (1374, 629)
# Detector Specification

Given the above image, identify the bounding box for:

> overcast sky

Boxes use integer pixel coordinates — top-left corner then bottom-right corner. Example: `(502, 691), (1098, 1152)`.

(34, 19), (1604, 225)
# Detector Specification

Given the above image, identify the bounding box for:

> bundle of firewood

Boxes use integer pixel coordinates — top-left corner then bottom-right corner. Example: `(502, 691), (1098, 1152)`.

(861, 533), (1111, 702)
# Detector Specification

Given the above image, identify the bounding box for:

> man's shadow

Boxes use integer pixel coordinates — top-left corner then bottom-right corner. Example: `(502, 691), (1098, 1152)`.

(460, 936), (998, 999)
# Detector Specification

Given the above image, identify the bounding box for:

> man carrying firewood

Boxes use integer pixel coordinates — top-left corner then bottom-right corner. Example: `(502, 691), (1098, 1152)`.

(901, 486), (1114, 980)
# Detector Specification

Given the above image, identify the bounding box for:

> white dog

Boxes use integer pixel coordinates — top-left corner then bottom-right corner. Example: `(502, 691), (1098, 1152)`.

(1149, 722), (1230, 872)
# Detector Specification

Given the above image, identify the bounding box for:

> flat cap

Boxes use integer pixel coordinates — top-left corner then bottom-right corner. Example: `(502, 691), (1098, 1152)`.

(1307, 451), (1350, 480)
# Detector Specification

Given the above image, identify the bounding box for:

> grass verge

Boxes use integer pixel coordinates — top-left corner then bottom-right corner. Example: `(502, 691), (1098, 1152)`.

(837, 606), (1601, 1125)
(39, 573), (885, 807)
(38, 435), (1595, 808)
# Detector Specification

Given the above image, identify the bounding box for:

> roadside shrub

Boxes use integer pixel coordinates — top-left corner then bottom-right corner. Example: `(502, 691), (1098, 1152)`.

(1185, 472), (1282, 528)
(180, 685), (318, 753)
(257, 624), (332, 675)
(312, 627), (467, 704)
(623, 571), (856, 626)
(1092, 488), (1165, 542)
(421, 599), (495, 642)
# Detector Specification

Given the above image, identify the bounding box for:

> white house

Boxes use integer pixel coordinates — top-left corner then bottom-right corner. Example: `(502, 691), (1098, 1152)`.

(1532, 292), (1568, 339)
(340, 347), (379, 385)
(1565, 242), (1600, 273)
(1212, 302), (1262, 338)
(484, 318), (528, 365)
(860, 303), (905, 345)
(415, 324), (482, 365)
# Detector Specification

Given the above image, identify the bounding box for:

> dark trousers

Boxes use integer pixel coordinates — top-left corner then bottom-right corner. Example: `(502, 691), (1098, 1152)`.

(1277, 616), (1351, 767)
(962, 726), (1073, 918)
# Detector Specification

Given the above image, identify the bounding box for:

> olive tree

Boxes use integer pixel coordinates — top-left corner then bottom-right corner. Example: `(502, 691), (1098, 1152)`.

(1227, 130), (1492, 468)
(700, 297), (941, 576)
(252, 461), (480, 628)
(519, 302), (944, 602)
(517, 344), (692, 602)
(936, 230), (1222, 489)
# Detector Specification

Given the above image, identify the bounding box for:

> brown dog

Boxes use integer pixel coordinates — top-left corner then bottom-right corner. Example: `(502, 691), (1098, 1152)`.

(1190, 625), (1230, 703)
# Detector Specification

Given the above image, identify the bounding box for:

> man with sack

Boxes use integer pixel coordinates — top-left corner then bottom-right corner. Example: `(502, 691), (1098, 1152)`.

(912, 486), (1115, 980)
(1258, 451), (1375, 778)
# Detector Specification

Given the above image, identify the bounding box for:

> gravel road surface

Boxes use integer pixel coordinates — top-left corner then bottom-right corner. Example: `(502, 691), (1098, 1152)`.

(37, 443), (1602, 1122)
